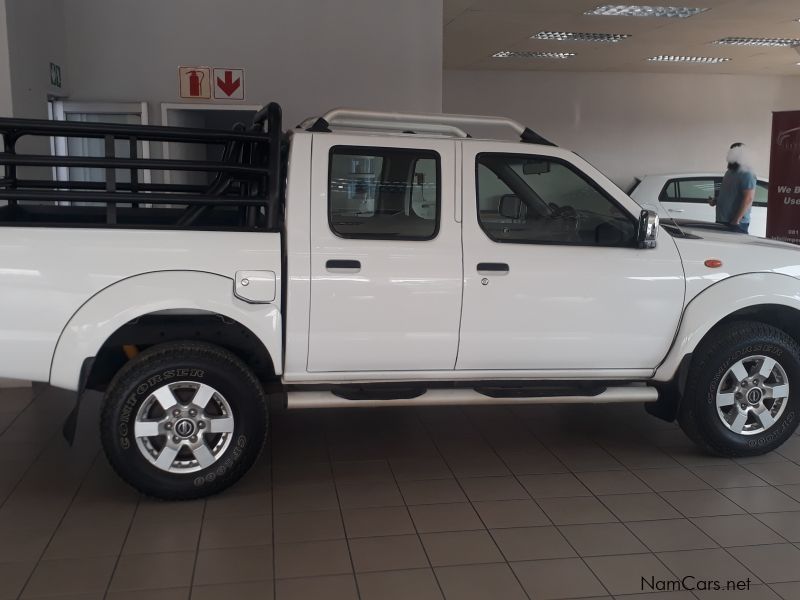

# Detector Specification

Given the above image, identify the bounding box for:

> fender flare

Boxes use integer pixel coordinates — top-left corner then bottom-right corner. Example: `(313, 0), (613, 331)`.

(654, 271), (800, 383)
(49, 270), (282, 392)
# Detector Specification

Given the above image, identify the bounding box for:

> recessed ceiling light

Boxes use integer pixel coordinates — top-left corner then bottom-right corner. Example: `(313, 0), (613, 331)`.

(647, 55), (731, 63)
(714, 37), (800, 47)
(585, 5), (708, 18)
(532, 31), (632, 42)
(492, 51), (576, 59)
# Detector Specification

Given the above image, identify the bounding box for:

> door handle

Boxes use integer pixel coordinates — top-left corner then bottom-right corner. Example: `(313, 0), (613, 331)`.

(326, 259), (361, 271)
(668, 209), (685, 213)
(477, 262), (509, 274)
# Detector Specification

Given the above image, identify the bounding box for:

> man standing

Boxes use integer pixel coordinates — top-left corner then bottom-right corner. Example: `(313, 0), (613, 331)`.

(710, 143), (757, 234)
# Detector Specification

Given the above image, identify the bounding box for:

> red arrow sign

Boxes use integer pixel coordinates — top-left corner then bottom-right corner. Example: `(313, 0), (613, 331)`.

(216, 71), (241, 97)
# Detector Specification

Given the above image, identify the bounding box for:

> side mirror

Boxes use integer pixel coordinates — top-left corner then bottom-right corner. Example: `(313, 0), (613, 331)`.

(498, 194), (523, 220)
(637, 209), (659, 249)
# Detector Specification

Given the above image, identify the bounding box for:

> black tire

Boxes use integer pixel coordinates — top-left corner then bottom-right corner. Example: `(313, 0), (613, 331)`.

(679, 321), (800, 457)
(101, 341), (268, 499)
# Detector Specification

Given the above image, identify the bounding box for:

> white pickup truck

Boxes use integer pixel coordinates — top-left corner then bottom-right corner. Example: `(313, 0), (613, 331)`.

(1, 103), (799, 499)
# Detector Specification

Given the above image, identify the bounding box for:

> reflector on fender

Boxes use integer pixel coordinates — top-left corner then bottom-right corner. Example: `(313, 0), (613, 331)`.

(704, 259), (723, 268)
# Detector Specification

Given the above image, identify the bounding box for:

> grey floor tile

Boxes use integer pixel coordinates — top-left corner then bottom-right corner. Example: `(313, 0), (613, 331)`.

(0, 526), (57, 563)
(408, 502), (484, 533)
(192, 580), (274, 600)
(756, 512), (800, 543)
(274, 509), (344, 543)
(657, 548), (760, 583)
(512, 557), (608, 599)
(537, 496), (618, 525)
(389, 457), (453, 481)
(627, 519), (718, 552)
(600, 492), (683, 521)
(43, 522), (131, 560)
(694, 584), (782, 600)
(332, 459), (394, 483)
(107, 586), (190, 600)
(194, 545), (274, 586)
(770, 581), (800, 600)
(473, 499), (550, 528)
(398, 479), (466, 505)
(692, 514), (787, 547)
(274, 574), (357, 600)
(518, 473), (591, 498)
(633, 467), (709, 492)
(22, 556), (116, 598)
(436, 563), (528, 600)
(458, 476), (529, 502)
(721, 487), (800, 513)
(491, 526), (576, 561)
(349, 534), (429, 573)
(577, 470), (652, 495)
(662, 489), (747, 517)
(274, 539), (351, 579)
(691, 464), (769, 488)
(336, 480), (404, 509)
(728, 544), (800, 584)
(780, 484), (800, 502)
(109, 551), (195, 592)
(421, 530), (504, 567)
(744, 462), (800, 486)
(273, 483), (338, 514)
(357, 568), (443, 600)
(198, 514), (271, 550)
(343, 506), (415, 538)
(123, 518), (202, 555)
(0, 561), (35, 600)
(135, 500), (205, 524)
(585, 553), (674, 595)
(559, 522), (649, 556)
(498, 450), (568, 475)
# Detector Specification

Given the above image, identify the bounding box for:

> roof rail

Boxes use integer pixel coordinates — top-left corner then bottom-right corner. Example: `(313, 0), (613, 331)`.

(298, 108), (555, 146)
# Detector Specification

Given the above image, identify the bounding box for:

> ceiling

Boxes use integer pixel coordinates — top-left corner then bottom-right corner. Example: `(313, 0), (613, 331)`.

(444, 0), (800, 75)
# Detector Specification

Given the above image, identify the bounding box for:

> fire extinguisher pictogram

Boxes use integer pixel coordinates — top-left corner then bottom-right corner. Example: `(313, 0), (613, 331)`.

(187, 70), (203, 97)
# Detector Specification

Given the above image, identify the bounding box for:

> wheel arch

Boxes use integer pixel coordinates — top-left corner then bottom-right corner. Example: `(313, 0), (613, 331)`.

(50, 270), (282, 392)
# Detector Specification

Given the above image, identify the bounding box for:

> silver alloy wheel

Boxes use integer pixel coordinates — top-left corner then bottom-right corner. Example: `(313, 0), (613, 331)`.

(716, 355), (790, 436)
(134, 381), (235, 474)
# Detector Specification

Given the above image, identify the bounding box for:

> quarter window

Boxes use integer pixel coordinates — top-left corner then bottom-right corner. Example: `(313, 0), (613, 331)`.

(328, 146), (440, 240)
(476, 154), (636, 246)
(755, 181), (768, 208)
(661, 178), (720, 203)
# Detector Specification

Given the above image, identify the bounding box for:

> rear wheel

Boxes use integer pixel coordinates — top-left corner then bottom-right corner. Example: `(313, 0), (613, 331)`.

(101, 341), (268, 499)
(679, 321), (800, 456)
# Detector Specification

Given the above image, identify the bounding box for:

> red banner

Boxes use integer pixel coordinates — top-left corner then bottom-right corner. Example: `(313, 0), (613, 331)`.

(767, 111), (800, 243)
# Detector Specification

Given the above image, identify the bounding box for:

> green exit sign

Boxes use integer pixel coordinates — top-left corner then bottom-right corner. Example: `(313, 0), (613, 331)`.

(49, 62), (62, 88)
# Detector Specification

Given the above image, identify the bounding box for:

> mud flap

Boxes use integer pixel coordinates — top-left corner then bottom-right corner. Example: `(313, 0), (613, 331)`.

(61, 357), (94, 446)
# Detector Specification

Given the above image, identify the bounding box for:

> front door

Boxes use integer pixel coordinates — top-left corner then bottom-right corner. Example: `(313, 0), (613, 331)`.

(307, 135), (462, 372)
(457, 144), (685, 371)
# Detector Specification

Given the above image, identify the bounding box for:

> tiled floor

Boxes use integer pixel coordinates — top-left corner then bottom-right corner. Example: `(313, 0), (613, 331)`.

(1, 385), (799, 600)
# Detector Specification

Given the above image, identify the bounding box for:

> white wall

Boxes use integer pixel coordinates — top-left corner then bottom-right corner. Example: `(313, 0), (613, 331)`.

(445, 69), (800, 191)
(63, 0), (443, 126)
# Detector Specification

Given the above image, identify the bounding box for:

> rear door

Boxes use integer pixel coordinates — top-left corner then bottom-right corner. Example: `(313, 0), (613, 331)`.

(307, 135), (462, 372)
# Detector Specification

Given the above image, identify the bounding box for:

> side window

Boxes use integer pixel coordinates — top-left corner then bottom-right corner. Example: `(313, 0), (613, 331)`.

(476, 153), (636, 246)
(661, 180), (679, 202)
(754, 181), (769, 208)
(677, 178), (717, 202)
(329, 146), (440, 240)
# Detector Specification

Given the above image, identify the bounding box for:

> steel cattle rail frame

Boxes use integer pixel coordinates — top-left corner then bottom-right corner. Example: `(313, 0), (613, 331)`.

(0, 102), (284, 231)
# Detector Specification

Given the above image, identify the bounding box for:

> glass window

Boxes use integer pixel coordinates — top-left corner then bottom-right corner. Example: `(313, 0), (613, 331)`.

(661, 181), (679, 201)
(476, 154), (636, 246)
(329, 146), (439, 240)
(755, 181), (768, 208)
(678, 178), (718, 201)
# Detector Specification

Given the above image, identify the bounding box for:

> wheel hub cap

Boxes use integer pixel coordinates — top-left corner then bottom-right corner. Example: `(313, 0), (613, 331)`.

(716, 355), (789, 436)
(133, 381), (235, 474)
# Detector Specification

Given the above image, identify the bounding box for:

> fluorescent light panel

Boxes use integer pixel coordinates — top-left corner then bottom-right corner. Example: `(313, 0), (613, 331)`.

(492, 51), (576, 59)
(648, 55), (731, 63)
(585, 5), (708, 18)
(532, 31), (631, 42)
(714, 37), (800, 47)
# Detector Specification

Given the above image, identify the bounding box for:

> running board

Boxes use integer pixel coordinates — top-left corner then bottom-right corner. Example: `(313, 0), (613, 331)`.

(287, 385), (658, 409)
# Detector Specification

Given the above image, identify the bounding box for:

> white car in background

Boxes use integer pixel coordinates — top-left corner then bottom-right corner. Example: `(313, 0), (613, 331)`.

(629, 173), (769, 237)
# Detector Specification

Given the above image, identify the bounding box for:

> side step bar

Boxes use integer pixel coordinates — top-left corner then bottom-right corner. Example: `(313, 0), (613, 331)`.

(287, 385), (658, 409)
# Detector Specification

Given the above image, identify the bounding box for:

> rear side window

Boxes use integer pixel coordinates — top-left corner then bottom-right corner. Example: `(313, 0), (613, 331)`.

(660, 178), (719, 203)
(755, 181), (768, 208)
(328, 146), (440, 240)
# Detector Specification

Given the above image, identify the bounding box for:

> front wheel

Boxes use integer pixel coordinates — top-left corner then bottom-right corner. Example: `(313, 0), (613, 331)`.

(679, 321), (800, 457)
(101, 341), (268, 499)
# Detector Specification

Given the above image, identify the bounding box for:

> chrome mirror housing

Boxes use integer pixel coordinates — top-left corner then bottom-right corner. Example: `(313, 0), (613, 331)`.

(637, 209), (659, 249)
